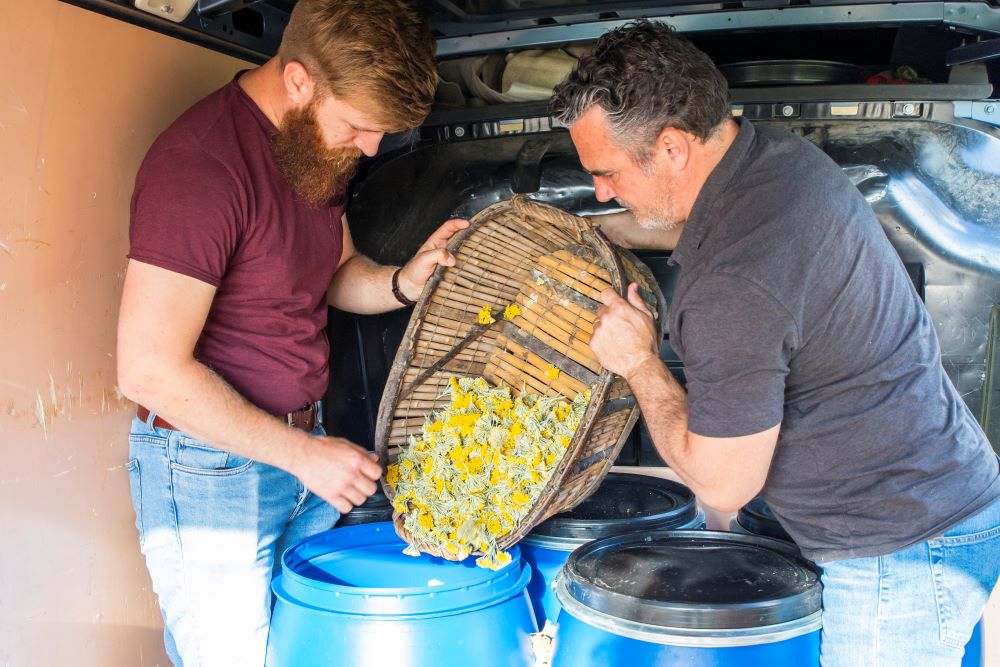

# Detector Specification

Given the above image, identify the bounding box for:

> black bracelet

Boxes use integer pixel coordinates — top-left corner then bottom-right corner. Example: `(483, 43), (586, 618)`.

(391, 267), (417, 307)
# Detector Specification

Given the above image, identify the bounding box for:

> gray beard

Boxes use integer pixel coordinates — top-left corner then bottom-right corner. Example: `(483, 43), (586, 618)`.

(637, 215), (680, 232)
(617, 197), (681, 231)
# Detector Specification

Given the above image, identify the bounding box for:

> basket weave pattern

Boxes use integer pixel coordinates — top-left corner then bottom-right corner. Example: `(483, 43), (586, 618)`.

(374, 196), (665, 559)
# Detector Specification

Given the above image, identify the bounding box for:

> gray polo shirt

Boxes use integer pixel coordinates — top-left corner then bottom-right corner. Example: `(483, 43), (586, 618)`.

(669, 118), (1000, 562)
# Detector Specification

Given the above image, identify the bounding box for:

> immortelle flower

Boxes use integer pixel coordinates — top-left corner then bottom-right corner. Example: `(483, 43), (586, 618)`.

(387, 375), (590, 569)
(477, 306), (496, 325)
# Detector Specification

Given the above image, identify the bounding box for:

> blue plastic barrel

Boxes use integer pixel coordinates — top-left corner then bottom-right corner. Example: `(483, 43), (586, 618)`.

(266, 522), (538, 667)
(520, 472), (705, 626)
(551, 530), (823, 666)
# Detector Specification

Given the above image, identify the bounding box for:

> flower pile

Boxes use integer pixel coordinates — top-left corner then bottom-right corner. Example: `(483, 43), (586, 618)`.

(387, 376), (590, 569)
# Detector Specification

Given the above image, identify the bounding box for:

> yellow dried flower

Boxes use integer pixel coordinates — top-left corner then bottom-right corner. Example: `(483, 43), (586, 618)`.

(477, 306), (496, 325)
(545, 365), (560, 379)
(503, 304), (521, 320)
(511, 491), (531, 505)
(475, 550), (514, 570)
(386, 464), (400, 486)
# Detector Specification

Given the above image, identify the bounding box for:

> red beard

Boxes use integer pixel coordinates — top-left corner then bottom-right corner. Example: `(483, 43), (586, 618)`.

(270, 100), (362, 208)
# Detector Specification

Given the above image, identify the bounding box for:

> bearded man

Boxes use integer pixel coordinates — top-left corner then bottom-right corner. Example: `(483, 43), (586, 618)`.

(115, 2), (463, 664)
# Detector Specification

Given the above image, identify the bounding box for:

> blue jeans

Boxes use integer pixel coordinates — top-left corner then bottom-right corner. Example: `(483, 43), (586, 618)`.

(819, 497), (1000, 666)
(127, 414), (340, 667)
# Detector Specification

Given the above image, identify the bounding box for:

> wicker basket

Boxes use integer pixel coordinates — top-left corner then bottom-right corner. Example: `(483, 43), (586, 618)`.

(374, 195), (666, 559)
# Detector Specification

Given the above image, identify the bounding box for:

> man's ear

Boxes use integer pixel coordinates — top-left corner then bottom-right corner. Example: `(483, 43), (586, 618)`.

(282, 60), (316, 107)
(656, 126), (691, 172)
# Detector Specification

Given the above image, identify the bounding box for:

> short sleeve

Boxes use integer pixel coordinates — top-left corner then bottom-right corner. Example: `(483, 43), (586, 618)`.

(128, 145), (243, 287)
(674, 272), (798, 438)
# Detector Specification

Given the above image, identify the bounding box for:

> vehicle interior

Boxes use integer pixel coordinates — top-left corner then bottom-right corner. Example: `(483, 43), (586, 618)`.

(69, 0), (1000, 465)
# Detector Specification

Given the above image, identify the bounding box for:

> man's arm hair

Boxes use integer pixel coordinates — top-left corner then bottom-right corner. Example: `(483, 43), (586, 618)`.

(626, 356), (780, 513)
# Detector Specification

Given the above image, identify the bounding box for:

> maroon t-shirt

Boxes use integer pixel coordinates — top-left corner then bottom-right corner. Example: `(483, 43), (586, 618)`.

(129, 75), (344, 415)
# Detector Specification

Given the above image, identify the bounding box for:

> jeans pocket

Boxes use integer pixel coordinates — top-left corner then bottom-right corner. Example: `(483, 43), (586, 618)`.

(126, 458), (144, 547)
(171, 437), (254, 476)
(929, 509), (1000, 648)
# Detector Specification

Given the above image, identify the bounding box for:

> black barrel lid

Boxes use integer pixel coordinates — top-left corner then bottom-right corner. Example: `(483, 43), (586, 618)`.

(562, 530), (822, 629)
(530, 472), (699, 540)
(737, 496), (794, 543)
(338, 485), (393, 526)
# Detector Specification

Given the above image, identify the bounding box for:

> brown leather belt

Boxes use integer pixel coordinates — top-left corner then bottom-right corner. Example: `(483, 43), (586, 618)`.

(137, 402), (319, 433)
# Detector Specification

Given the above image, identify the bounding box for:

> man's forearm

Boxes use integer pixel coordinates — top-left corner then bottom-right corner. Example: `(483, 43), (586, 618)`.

(628, 356), (690, 463)
(122, 356), (312, 474)
(628, 357), (781, 512)
(326, 255), (404, 314)
(626, 358), (721, 500)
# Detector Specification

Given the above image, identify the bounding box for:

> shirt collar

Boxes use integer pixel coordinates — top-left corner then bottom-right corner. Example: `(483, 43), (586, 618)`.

(669, 117), (755, 267)
(232, 70), (277, 133)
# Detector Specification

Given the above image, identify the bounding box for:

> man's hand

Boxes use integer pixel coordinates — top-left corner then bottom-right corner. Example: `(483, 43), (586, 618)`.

(396, 219), (470, 301)
(293, 435), (383, 515)
(591, 283), (661, 380)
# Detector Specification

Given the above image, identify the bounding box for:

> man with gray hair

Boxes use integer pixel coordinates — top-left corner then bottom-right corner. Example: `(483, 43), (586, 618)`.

(552, 20), (1000, 666)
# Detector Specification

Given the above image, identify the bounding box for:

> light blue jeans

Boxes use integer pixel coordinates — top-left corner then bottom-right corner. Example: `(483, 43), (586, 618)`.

(127, 414), (340, 667)
(819, 496), (1000, 667)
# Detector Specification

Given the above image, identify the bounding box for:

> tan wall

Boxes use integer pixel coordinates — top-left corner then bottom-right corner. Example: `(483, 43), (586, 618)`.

(0, 2), (246, 664)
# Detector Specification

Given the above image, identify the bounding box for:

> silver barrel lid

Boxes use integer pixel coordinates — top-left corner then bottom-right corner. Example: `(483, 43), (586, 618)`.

(530, 472), (699, 540)
(737, 496), (794, 544)
(561, 530), (822, 630)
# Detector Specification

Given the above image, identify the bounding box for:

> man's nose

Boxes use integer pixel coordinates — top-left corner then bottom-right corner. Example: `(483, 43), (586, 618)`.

(593, 177), (615, 203)
(355, 132), (384, 158)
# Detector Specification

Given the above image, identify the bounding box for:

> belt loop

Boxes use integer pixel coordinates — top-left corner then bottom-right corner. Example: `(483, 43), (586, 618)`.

(314, 400), (324, 427)
(145, 408), (156, 428)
